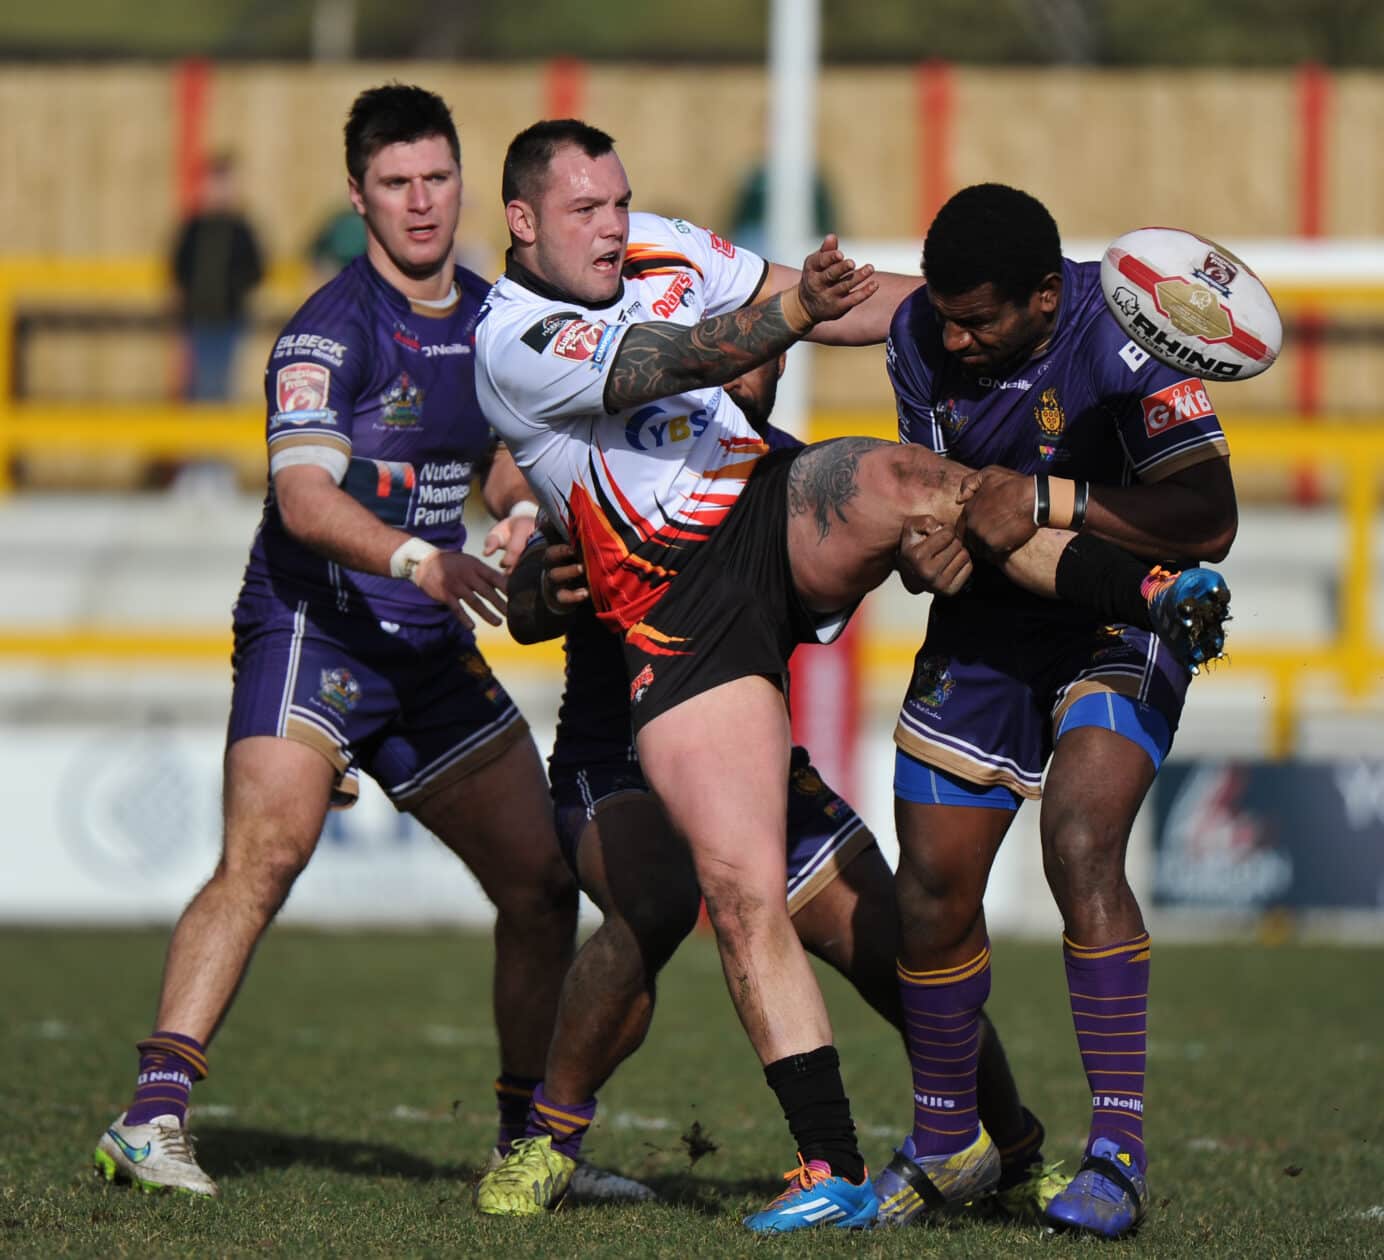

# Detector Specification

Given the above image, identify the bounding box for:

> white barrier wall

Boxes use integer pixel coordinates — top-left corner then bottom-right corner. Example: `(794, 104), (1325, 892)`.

(0, 710), (1066, 935)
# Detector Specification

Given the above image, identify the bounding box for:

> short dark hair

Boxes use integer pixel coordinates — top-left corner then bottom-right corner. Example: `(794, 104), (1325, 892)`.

(923, 183), (1062, 305)
(345, 84), (460, 186)
(501, 119), (616, 205)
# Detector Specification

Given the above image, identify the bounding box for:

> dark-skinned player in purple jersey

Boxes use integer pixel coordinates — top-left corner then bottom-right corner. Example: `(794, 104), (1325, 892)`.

(871, 184), (1237, 1239)
(476, 355), (1068, 1221)
(93, 85), (579, 1198)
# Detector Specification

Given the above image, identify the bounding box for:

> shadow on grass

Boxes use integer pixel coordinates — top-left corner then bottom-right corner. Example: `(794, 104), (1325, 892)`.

(195, 1125), (470, 1184)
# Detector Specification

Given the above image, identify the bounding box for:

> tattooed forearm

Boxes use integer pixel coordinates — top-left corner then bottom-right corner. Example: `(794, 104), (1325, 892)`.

(787, 437), (890, 541)
(603, 294), (802, 412)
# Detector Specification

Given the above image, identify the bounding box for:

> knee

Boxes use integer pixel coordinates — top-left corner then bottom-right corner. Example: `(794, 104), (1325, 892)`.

(1041, 812), (1130, 896)
(622, 883), (700, 968)
(895, 850), (982, 949)
(216, 834), (311, 919)
(701, 881), (777, 953)
(493, 853), (579, 925)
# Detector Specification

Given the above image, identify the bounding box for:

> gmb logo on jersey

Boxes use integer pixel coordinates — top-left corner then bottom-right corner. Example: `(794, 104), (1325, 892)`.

(625, 404), (710, 451)
(1141, 378), (1214, 437)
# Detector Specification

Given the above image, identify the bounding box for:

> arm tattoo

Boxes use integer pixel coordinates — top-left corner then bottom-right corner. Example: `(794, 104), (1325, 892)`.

(787, 437), (890, 542)
(604, 294), (801, 412)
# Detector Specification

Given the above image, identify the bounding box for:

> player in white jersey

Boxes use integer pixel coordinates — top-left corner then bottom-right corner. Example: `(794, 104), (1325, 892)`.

(474, 119), (1231, 1233)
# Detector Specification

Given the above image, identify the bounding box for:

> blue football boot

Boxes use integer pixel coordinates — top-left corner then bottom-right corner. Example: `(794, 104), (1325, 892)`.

(743, 1154), (878, 1233)
(1144, 566), (1231, 672)
(872, 1126), (1000, 1226)
(1044, 1137), (1149, 1238)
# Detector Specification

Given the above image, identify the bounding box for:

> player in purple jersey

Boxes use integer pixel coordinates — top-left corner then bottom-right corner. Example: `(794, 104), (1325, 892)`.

(871, 185), (1239, 1238)
(478, 357), (1066, 1221)
(94, 85), (577, 1199)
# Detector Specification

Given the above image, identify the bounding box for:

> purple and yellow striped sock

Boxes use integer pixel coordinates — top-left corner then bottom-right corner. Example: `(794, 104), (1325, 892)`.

(525, 1082), (596, 1160)
(494, 1073), (542, 1156)
(125, 1030), (208, 1126)
(898, 941), (991, 1158)
(1064, 932), (1150, 1172)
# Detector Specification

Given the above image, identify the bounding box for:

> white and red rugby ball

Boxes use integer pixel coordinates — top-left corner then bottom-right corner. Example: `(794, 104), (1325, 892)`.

(1100, 227), (1282, 380)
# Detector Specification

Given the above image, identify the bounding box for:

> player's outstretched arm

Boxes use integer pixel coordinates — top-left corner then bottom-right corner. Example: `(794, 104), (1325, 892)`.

(757, 261), (921, 347)
(604, 236), (876, 411)
(275, 464), (508, 630)
(960, 456), (1237, 563)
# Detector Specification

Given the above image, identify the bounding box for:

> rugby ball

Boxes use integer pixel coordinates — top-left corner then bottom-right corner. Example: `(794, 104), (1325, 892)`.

(1100, 227), (1282, 380)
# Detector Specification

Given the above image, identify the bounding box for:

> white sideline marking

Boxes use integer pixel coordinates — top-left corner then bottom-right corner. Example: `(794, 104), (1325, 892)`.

(421, 1024), (495, 1047)
(610, 1110), (672, 1131)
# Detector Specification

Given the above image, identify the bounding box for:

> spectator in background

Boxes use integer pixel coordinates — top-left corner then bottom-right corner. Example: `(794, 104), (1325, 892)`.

(307, 202), (368, 281)
(171, 152), (264, 401)
(727, 159), (840, 259)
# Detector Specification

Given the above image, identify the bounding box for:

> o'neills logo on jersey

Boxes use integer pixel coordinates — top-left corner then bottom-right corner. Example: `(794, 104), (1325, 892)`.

(652, 272), (695, 318)
(1141, 378), (1214, 437)
(553, 320), (607, 362)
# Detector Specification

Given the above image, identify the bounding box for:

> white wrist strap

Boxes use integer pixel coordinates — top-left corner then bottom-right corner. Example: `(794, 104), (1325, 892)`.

(389, 536), (440, 585)
(508, 499), (539, 520)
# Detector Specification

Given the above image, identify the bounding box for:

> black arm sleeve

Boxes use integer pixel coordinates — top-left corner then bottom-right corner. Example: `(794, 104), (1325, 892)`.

(506, 539), (574, 646)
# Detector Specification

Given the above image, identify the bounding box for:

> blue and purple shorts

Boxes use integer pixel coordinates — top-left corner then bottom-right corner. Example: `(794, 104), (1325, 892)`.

(227, 593), (526, 811)
(894, 607), (1185, 800)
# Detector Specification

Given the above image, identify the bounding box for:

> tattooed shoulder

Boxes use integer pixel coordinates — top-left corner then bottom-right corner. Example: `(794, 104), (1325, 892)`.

(786, 437), (889, 541)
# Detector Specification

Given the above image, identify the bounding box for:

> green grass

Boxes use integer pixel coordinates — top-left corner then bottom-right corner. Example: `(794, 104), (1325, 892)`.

(2, 928), (1380, 1257)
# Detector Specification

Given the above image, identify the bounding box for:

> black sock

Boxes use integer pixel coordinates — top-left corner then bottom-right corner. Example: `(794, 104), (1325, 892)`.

(1053, 535), (1162, 631)
(763, 1045), (865, 1183)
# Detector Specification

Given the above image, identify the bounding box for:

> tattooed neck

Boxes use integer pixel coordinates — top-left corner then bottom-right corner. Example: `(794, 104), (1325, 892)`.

(603, 292), (803, 412)
(787, 437), (889, 541)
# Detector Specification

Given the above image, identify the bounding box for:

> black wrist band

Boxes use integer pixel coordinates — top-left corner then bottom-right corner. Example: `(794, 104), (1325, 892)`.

(1032, 474), (1051, 527)
(1070, 479), (1090, 532)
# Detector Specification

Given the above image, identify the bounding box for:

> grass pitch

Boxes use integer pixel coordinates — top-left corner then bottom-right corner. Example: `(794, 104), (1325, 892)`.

(2, 927), (1380, 1257)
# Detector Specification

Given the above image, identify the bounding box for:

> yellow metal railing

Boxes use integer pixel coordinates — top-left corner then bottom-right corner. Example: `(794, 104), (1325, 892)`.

(1, 257), (1382, 755)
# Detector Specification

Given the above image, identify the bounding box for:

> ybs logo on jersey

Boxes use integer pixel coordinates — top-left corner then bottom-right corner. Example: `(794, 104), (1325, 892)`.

(909, 656), (955, 710)
(625, 404), (710, 451)
(553, 320), (608, 362)
(1141, 378), (1214, 437)
(379, 373), (424, 427)
(317, 667), (361, 715)
(521, 309), (581, 353)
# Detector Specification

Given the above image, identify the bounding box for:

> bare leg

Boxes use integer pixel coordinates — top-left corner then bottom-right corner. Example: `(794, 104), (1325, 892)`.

(412, 735), (578, 1080)
(154, 736), (335, 1042)
(637, 676), (833, 1063)
(541, 793), (701, 1102)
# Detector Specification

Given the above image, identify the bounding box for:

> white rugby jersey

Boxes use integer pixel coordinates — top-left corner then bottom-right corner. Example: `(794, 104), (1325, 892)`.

(475, 212), (770, 631)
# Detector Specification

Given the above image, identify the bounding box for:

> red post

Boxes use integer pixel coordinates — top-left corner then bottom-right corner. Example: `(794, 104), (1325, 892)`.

(544, 57), (587, 120)
(173, 58), (212, 217)
(1293, 62), (1330, 505)
(915, 59), (954, 239)
(789, 617), (862, 809)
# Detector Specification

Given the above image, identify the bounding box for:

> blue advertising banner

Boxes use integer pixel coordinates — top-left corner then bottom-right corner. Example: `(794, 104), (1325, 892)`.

(1152, 761), (1384, 910)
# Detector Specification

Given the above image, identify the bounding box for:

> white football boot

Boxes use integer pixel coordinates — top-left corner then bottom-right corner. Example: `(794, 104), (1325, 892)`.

(93, 1112), (220, 1197)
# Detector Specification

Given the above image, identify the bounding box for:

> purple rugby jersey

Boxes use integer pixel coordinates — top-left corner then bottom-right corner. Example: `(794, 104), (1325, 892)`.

(887, 257), (1229, 623)
(238, 256), (495, 626)
(887, 259), (1230, 796)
